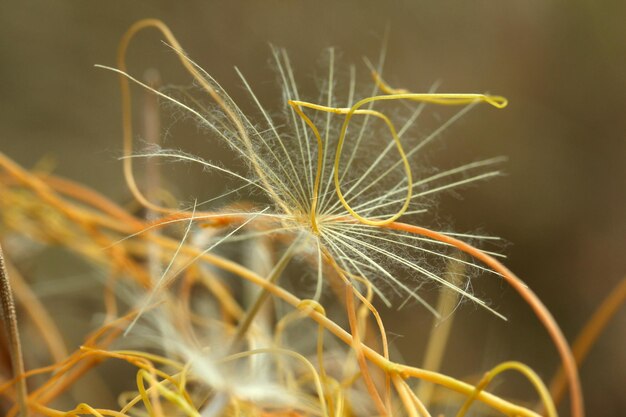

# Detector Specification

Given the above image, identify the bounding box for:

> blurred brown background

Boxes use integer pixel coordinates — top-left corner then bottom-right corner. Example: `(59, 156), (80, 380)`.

(1, 1), (624, 415)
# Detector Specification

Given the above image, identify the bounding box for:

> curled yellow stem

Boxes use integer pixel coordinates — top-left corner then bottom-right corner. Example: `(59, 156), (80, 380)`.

(456, 361), (556, 417)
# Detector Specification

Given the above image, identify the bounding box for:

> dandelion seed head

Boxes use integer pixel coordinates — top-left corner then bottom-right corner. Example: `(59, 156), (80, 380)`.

(103, 37), (508, 317)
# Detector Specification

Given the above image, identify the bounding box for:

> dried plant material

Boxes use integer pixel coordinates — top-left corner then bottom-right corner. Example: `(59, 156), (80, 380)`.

(4, 17), (623, 417)
(0, 244), (28, 417)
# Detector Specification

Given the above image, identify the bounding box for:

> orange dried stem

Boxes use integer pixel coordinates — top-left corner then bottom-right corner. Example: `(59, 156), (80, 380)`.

(116, 19), (287, 215)
(344, 283), (388, 417)
(550, 276), (626, 406)
(392, 374), (419, 417)
(384, 221), (583, 417)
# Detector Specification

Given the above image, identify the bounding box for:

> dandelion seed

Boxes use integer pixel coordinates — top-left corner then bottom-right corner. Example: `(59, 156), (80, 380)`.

(102, 33), (511, 320)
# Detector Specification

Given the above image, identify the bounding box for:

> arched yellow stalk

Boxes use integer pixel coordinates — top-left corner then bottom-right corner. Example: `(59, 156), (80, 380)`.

(69, 404), (129, 417)
(455, 361), (556, 417)
(220, 347), (329, 417)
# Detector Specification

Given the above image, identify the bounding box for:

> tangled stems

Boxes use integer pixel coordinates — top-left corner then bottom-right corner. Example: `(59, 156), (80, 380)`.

(0, 158), (557, 417)
(0, 171), (545, 417)
(2, 110), (579, 417)
(149, 234), (544, 417)
(0, 16), (587, 417)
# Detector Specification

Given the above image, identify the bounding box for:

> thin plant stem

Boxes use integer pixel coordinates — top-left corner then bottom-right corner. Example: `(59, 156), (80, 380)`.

(344, 282), (388, 417)
(549, 276), (626, 407)
(4, 260), (67, 363)
(143, 69), (165, 315)
(0, 243), (28, 417)
(116, 19), (289, 216)
(392, 374), (418, 417)
(416, 258), (465, 407)
(0, 158), (549, 417)
(232, 234), (302, 344)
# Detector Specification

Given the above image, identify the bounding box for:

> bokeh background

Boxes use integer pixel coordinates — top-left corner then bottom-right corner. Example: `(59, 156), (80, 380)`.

(1, 1), (624, 415)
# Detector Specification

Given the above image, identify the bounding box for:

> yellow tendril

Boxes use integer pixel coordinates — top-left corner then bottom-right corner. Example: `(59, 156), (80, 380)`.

(289, 75), (507, 228)
(455, 361), (557, 417)
(137, 369), (200, 417)
(220, 347), (329, 417)
(63, 403), (130, 417)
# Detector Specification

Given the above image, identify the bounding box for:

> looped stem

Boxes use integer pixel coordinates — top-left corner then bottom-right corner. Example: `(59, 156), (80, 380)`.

(289, 78), (506, 228)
